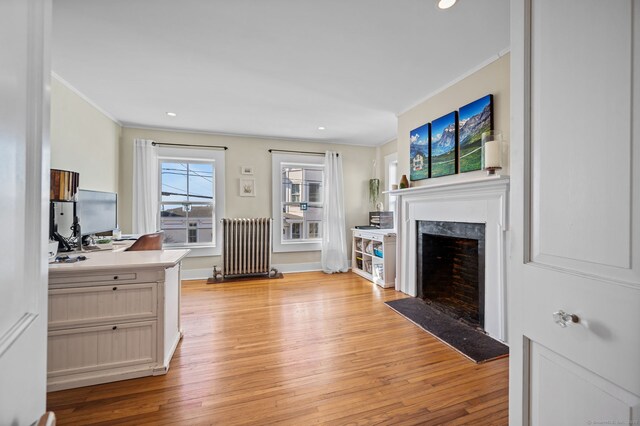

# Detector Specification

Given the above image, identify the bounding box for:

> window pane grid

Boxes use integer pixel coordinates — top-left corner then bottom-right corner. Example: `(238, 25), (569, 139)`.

(281, 165), (323, 242)
(160, 160), (215, 245)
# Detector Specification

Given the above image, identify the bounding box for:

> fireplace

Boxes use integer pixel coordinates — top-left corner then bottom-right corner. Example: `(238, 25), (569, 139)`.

(416, 221), (485, 329)
(391, 176), (509, 342)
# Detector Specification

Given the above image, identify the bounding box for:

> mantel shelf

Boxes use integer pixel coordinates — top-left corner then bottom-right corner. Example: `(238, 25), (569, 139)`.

(385, 175), (510, 196)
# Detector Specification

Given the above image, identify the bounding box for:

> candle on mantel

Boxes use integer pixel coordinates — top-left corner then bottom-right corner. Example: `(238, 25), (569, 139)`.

(482, 130), (503, 175)
(484, 140), (501, 168)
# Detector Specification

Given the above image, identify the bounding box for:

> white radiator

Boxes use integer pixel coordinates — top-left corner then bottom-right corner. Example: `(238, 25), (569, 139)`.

(219, 218), (275, 279)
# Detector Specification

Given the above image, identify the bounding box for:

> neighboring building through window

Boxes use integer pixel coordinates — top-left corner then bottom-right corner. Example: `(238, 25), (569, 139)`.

(160, 161), (214, 245)
(157, 146), (225, 256)
(308, 221), (320, 238)
(272, 153), (324, 252)
(281, 165), (323, 241)
(308, 182), (321, 202)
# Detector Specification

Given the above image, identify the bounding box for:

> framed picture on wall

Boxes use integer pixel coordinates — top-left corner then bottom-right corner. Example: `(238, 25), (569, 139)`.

(430, 111), (458, 177)
(458, 94), (493, 173)
(241, 166), (254, 175)
(239, 178), (256, 197)
(410, 122), (430, 181)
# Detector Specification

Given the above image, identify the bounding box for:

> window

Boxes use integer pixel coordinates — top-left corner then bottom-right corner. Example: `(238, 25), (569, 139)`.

(308, 182), (321, 202)
(385, 152), (398, 215)
(281, 165), (323, 242)
(272, 153), (324, 252)
(291, 222), (302, 239)
(308, 221), (320, 238)
(291, 183), (301, 202)
(158, 146), (225, 256)
(160, 161), (214, 245)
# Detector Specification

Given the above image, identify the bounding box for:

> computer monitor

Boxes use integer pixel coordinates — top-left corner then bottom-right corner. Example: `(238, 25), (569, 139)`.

(77, 190), (117, 236)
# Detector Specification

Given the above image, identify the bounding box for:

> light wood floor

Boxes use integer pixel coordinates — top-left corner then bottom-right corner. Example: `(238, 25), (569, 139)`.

(47, 271), (508, 425)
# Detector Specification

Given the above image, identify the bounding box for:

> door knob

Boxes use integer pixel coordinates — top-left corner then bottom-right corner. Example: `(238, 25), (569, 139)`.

(553, 310), (579, 328)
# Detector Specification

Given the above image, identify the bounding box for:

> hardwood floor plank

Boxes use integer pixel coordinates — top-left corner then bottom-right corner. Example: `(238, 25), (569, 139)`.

(47, 271), (508, 425)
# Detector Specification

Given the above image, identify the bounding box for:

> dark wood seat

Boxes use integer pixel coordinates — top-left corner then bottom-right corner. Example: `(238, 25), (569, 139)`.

(125, 232), (163, 251)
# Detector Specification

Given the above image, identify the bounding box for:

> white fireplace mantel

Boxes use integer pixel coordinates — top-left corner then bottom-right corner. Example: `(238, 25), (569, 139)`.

(388, 175), (510, 342)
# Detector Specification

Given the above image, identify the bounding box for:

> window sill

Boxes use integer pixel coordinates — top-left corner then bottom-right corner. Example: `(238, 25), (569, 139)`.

(273, 240), (322, 253)
(163, 244), (220, 257)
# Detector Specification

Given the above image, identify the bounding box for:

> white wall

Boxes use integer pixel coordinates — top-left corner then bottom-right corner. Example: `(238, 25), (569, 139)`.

(397, 54), (510, 185)
(50, 75), (121, 193)
(119, 127), (377, 272)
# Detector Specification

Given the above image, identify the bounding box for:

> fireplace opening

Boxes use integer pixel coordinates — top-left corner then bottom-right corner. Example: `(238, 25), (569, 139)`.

(416, 221), (485, 328)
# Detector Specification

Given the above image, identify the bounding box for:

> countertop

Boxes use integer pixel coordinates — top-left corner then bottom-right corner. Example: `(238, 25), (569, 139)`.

(48, 248), (191, 275)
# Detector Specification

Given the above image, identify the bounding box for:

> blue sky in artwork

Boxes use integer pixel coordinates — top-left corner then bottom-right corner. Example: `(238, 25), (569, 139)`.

(410, 123), (429, 146)
(459, 95), (491, 121)
(431, 111), (456, 141)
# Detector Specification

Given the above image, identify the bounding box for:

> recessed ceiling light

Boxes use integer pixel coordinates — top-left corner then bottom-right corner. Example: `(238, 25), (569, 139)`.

(166, 112), (177, 117)
(437, 0), (457, 9)
(318, 126), (326, 130)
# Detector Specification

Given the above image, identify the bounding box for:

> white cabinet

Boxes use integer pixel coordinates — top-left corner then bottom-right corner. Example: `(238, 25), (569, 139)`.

(352, 229), (396, 288)
(49, 283), (157, 329)
(47, 253), (187, 391)
(48, 321), (157, 378)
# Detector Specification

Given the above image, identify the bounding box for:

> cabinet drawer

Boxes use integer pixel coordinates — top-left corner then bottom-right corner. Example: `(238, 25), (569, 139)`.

(47, 321), (157, 377)
(354, 231), (386, 242)
(49, 283), (157, 329)
(49, 269), (165, 288)
(49, 272), (137, 286)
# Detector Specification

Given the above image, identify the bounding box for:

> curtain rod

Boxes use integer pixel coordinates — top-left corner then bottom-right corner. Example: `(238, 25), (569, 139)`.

(152, 142), (228, 150)
(268, 149), (337, 157)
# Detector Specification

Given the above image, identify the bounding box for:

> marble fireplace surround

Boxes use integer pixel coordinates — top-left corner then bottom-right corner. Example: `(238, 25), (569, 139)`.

(389, 176), (510, 343)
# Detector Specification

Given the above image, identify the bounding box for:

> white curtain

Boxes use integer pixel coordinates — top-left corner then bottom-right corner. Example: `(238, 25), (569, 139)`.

(321, 151), (349, 273)
(132, 139), (159, 234)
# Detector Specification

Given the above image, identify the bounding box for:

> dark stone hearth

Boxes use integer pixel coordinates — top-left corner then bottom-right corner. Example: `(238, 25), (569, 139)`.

(385, 297), (508, 363)
(416, 221), (485, 328)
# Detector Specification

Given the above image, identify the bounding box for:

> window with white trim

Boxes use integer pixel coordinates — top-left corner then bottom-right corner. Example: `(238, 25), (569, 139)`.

(272, 153), (324, 252)
(158, 146), (225, 256)
(160, 161), (215, 244)
(385, 152), (398, 214)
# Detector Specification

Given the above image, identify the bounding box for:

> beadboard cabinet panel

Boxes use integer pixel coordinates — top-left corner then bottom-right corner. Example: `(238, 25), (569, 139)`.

(48, 321), (156, 377)
(49, 283), (157, 329)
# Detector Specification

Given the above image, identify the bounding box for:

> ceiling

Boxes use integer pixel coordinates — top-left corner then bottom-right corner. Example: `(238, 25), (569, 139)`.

(52, 0), (509, 146)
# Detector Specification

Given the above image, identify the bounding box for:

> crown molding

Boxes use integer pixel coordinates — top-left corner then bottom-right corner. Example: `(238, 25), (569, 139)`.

(396, 48), (511, 118)
(51, 71), (122, 126)
(121, 123), (386, 149)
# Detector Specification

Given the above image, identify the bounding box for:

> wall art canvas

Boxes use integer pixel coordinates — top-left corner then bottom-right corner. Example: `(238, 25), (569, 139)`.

(409, 122), (430, 181)
(458, 94), (493, 173)
(430, 111), (458, 177)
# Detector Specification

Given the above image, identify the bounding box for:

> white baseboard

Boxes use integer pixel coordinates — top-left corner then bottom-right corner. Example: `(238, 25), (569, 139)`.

(180, 262), (332, 280)
(275, 262), (323, 273)
(181, 268), (213, 280)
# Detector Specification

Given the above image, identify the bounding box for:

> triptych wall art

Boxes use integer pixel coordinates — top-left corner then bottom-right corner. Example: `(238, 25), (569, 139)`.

(410, 94), (493, 181)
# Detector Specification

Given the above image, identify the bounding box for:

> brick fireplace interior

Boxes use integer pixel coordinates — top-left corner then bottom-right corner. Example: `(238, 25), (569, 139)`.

(416, 221), (485, 328)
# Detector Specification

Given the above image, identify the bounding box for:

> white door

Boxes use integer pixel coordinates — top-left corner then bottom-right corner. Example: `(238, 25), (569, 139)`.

(0, 0), (50, 423)
(510, 0), (640, 424)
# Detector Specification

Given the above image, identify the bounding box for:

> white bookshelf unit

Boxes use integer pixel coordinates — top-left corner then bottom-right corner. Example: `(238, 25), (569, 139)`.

(352, 228), (397, 288)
